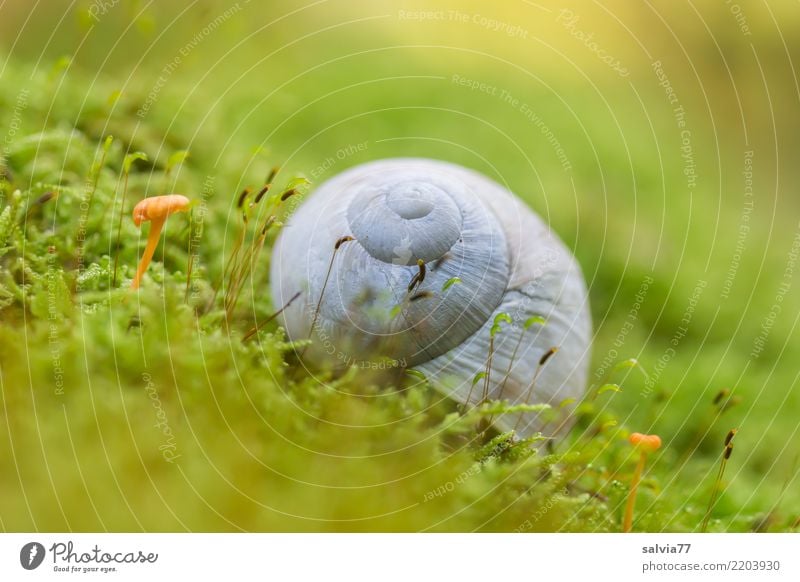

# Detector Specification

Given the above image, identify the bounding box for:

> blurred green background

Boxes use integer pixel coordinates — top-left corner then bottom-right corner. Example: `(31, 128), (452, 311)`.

(1, 0), (799, 530)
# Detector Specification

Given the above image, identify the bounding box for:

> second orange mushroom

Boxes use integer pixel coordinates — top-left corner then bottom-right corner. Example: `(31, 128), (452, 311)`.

(623, 432), (662, 532)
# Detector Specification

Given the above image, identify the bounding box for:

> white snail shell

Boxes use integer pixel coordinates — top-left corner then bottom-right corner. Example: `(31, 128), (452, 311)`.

(270, 158), (591, 438)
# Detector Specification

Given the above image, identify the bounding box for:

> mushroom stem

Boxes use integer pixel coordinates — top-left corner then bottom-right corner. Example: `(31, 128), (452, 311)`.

(623, 432), (661, 532)
(132, 216), (165, 289)
(623, 451), (648, 533)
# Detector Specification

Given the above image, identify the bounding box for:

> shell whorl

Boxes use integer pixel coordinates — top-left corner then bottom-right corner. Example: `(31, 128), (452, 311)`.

(273, 161), (511, 365)
(347, 179), (462, 265)
(270, 158), (592, 439)
(340, 164), (511, 364)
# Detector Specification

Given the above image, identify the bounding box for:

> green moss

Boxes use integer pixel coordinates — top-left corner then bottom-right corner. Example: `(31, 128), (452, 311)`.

(0, 22), (798, 531)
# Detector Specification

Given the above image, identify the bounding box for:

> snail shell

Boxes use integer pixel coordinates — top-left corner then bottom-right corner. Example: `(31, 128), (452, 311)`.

(270, 158), (591, 438)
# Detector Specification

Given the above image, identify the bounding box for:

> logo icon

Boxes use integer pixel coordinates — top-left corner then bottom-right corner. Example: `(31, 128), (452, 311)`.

(392, 235), (413, 266)
(20, 542), (45, 570)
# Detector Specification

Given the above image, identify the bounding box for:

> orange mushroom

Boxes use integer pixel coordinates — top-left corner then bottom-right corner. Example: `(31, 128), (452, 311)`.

(131, 194), (190, 289)
(623, 432), (662, 532)
(628, 432), (662, 453)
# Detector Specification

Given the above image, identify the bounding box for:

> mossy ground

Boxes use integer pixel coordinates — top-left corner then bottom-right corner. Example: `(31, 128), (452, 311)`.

(1, 1), (799, 532)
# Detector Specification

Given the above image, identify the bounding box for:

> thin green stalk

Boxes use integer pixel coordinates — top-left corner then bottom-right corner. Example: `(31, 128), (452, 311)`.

(512, 346), (558, 433)
(112, 151), (147, 286)
(184, 207), (195, 303)
(701, 430), (736, 532)
(303, 236), (354, 355)
(242, 291), (301, 341)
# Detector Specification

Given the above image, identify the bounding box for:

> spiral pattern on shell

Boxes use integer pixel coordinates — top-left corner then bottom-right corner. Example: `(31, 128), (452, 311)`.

(271, 158), (591, 438)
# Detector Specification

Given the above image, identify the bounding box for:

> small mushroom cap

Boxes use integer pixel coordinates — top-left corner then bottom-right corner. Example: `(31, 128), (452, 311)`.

(628, 432), (662, 452)
(133, 194), (191, 226)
